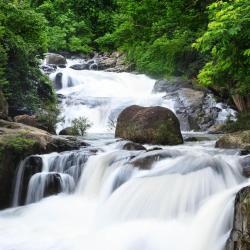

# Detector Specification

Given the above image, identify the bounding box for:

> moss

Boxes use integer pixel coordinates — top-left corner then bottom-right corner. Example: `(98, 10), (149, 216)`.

(155, 122), (183, 145)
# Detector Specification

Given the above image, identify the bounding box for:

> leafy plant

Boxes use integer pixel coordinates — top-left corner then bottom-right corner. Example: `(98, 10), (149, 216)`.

(71, 117), (92, 136)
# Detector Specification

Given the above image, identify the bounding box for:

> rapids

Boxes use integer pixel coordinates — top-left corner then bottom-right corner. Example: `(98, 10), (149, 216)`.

(0, 65), (248, 250)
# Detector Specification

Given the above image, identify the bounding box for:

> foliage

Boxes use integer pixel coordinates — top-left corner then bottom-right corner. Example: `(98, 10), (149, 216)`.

(33, 0), (117, 53)
(36, 103), (63, 133)
(0, 132), (36, 157)
(193, 0), (250, 96)
(0, 0), (56, 113)
(223, 112), (250, 132)
(71, 117), (92, 136)
(97, 0), (212, 77)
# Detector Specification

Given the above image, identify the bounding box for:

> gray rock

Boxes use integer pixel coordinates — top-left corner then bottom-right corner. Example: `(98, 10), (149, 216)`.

(70, 63), (89, 70)
(121, 141), (146, 151)
(225, 186), (250, 250)
(45, 53), (67, 65)
(54, 72), (63, 90)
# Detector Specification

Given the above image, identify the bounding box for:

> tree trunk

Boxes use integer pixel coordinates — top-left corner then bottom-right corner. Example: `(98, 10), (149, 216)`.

(232, 95), (250, 112)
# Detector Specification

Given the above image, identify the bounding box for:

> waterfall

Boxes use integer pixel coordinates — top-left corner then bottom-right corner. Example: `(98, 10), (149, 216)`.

(48, 60), (235, 133)
(0, 66), (248, 250)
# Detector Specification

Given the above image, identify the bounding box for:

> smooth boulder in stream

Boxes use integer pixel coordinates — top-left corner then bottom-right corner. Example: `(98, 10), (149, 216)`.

(115, 105), (183, 145)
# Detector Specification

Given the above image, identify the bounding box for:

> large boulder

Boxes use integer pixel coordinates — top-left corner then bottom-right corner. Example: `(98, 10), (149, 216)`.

(152, 78), (225, 131)
(225, 186), (250, 250)
(115, 105), (183, 145)
(0, 119), (85, 209)
(0, 91), (8, 119)
(45, 53), (67, 66)
(215, 130), (250, 150)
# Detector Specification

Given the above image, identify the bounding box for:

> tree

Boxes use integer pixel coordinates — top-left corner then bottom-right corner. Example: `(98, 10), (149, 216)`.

(71, 117), (92, 136)
(193, 0), (250, 111)
(98, 0), (213, 77)
(0, 0), (56, 113)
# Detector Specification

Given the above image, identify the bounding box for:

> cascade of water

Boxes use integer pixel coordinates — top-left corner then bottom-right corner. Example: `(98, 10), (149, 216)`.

(0, 64), (247, 250)
(12, 149), (92, 206)
(25, 172), (75, 204)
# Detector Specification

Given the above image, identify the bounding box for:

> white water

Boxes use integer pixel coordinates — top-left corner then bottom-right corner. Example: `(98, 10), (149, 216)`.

(0, 66), (248, 250)
(0, 137), (249, 250)
(50, 60), (235, 133)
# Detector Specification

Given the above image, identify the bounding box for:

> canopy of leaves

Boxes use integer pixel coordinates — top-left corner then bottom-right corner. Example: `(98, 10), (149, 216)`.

(32, 0), (117, 53)
(0, 0), (56, 112)
(97, 0), (214, 77)
(193, 0), (250, 96)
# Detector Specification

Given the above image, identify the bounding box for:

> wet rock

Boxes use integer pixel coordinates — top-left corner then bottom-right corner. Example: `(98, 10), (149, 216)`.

(130, 150), (173, 169)
(115, 105), (183, 145)
(54, 72), (63, 90)
(146, 147), (163, 152)
(0, 91), (8, 119)
(0, 119), (83, 209)
(240, 156), (250, 177)
(40, 64), (57, 75)
(225, 186), (250, 250)
(70, 63), (89, 70)
(240, 150), (250, 156)
(17, 156), (43, 205)
(43, 173), (62, 198)
(215, 130), (250, 150)
(45, 53), (66, 65)
(121, 141), (146, 151)
(152, 77), (193, 93)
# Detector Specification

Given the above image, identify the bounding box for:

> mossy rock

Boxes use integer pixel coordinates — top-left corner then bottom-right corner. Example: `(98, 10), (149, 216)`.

(215, 130), (250, 150)
(115, 105), (183, 145)
(0, 119), (83, 209)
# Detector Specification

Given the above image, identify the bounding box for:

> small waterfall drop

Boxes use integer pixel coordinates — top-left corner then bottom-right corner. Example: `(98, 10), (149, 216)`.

(0, 60), (247, 250)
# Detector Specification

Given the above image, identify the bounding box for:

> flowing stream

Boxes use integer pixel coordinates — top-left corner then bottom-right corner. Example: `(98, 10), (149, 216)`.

(0, 64), (248, 250)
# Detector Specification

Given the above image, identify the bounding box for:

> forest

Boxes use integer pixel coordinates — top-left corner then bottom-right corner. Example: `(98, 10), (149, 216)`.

(0, 0), (249, 115)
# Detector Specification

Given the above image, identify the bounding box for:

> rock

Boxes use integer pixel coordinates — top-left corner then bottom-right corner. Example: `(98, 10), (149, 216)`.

(240, 156), (250, 177)
(152, 77), (193, 93)
(16, 156), (43, 205)
(45, 53), (67, 65)
(121, 141), (146, 151)
(225, 186), (250, 250)
(98, 57), (117, 70)
(0, 119), (84, 209)
(70, 63), (89, 70)
(40, 64), (57, 75)
(208, 124), (225, 134)
(0, 91), (8, 120)
(89, 63), (98, 70)
(240, 150), (250, 156)
(115, 105), (183, 145)
(215, 130), (250, 150)
(59, 127), (77, 136)
(130, 150), (174, 169)
(54, 72), (63, 90)
(153, 77), (225, 131)
(14, 115), (37, 127)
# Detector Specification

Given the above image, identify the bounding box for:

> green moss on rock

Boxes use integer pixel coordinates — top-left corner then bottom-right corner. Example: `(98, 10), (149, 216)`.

(115, 105), (183, 145)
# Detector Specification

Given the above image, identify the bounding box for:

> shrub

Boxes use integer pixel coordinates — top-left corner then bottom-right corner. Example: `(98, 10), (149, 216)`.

(71, 117), (92, 136)
(223, 112), (250, 133)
